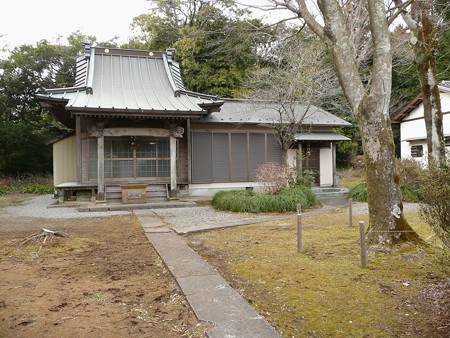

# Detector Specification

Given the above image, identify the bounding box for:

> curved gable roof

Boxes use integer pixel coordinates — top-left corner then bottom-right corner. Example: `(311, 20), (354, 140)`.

(37, 45), (223, 121)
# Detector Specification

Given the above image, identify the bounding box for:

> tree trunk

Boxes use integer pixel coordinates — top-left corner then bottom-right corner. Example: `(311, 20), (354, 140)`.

(315, 0), (423, 246)
(394, 0), (446, 165)
(359, 96), (423, 245)
(278, 0), (425, 245)
(411, 2), (446, 165)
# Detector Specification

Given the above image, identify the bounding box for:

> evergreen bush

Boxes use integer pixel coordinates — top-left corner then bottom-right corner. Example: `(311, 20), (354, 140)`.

(349, 182), (420, 203)
(212, 185), (316, 213)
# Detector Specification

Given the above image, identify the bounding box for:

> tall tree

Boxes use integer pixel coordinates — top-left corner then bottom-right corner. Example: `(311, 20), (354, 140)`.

(253, 0), (423, 245)
(0, 32), (98, 176)
(248, 30), (344, 163)
(394, 0), (447, 165)
(126, 0), (270, 97)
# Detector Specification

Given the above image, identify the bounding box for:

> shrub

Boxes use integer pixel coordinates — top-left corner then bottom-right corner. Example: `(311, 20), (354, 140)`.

(349, 182), (420, 203)
(255, 162), (295, 195)
(348, 183), (368, 202)
(396, 158), (425, 186)
(400, 184), (420, 203)
(212, 186), (317, 213)
(14, 184), (54, 194)
(0, 186), (10, 196)
(296, 169), (316, 188)
(418, 163), (450, 247)
(0, 175), (53, 195)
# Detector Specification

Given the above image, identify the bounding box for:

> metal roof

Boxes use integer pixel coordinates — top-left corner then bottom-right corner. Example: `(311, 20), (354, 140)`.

(197, 100), (352, 127)
(392, 81), (450, 123)
(295, 132), (351, 141)
(37, 45), (223, 118)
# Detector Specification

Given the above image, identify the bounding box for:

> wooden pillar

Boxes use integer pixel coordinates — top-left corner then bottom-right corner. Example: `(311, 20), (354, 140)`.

(187, 119), (192, 183)
(332, 142), (337, 187)
(76, 116), (82, 183)
(169, 134), (178, 199)
(96, 134), (106, 203)
(298, 143), (303, 173)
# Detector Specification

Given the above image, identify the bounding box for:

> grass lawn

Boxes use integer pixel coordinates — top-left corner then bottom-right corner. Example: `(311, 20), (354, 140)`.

(186, 208), (449, 337)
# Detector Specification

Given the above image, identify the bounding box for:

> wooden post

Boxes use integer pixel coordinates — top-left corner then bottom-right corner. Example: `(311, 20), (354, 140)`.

(359, 221), (367, 268)
(186, 119), (192, 183)
(76, 116), (82, 183)
(169, 134), (178, 199)
(349, 198), (353, 226)
(297, 203), (302, 253)
(96, 134), (106, 203)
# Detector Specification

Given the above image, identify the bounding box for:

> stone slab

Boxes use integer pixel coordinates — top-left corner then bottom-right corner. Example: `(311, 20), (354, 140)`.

(186, 286), (280, 338)
(176, 274), (229, 296)
(146, 232), (217, 278)
(135, 208), (282, 338)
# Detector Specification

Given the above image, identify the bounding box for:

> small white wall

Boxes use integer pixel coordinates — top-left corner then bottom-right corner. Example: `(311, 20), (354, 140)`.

(400, 118), (427, 161)
(53, 136), (77, 186)
(319, 147), (333, 187)
(400, 90), (450, 163)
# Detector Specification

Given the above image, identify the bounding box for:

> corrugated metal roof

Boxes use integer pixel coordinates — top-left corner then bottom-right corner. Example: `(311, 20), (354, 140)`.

(38, 46), (222, 117)
(198, 100), (352, 127)
(295, 132), (351, 141)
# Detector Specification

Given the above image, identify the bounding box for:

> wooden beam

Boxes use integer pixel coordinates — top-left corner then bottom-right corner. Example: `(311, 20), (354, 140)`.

(102, 127), (170, 138)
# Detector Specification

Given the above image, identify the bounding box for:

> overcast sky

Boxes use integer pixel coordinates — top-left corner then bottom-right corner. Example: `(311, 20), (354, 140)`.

(0, 0), (151, 50)
(0, 0), (294, 52)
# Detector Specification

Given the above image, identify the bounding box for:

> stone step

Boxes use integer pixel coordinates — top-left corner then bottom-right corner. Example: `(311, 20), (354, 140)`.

(311, 187), (349, 197)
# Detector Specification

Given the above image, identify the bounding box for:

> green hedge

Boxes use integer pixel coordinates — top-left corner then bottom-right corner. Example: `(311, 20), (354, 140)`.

(348, 182), (420, 203)
(212, 186), (317, 213)
(0, 184), (53, 196)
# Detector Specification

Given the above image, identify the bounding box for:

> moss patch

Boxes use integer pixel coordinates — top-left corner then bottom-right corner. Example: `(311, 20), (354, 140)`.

(186, 209), (449, 337)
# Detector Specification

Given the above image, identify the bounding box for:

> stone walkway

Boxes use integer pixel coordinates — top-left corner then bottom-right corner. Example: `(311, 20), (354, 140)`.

(134, 209), (282, 338)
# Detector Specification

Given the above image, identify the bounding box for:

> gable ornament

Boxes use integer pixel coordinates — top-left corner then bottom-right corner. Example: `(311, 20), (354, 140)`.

(170, 126), (184, 138)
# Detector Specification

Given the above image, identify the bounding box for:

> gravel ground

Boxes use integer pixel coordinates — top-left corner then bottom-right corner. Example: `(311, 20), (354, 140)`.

(1, 194), (129, 219)
(0, 194), (420, 227)
(331, 202), (420, 217)
(153, 206), (266, 230)
(153, 202), (420, 231)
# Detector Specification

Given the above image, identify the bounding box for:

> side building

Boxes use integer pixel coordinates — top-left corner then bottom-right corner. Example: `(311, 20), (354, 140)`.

(37, 44), (351, 202)
(392, 81), (450, 163)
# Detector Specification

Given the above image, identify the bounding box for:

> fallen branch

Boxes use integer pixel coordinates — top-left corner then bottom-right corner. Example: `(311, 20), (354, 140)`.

(17, 229), (71, 257)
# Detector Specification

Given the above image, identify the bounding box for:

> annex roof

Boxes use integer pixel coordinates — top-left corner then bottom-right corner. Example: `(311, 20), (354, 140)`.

(196, 100), (352, 127)
(392, 81), (450, 123)
(37, 44), (223, 122)
(295, 132), (351, 141)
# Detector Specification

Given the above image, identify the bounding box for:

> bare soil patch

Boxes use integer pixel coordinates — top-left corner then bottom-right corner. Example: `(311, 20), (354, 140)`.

(0, 194), (204, 338)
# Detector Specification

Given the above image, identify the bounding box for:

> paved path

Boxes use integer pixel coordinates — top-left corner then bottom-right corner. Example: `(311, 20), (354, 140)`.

(134, 209), (281, 338)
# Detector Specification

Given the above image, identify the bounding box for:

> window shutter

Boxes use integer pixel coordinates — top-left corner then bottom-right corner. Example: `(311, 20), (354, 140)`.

(192, 132), (212, 183)
(249, 133), (265, 180)
(267, 133), (283, 164)
(230, 133), (248, 182)
(212, 133), (230, 182)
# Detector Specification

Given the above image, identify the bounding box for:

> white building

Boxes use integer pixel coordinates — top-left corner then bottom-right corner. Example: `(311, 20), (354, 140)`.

(392, 82), (450, 164)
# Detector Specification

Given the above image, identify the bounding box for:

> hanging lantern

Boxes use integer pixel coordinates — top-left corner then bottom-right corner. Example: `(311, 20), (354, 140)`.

(130, 136), (137, 150)
(306, 143), (311, 157)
